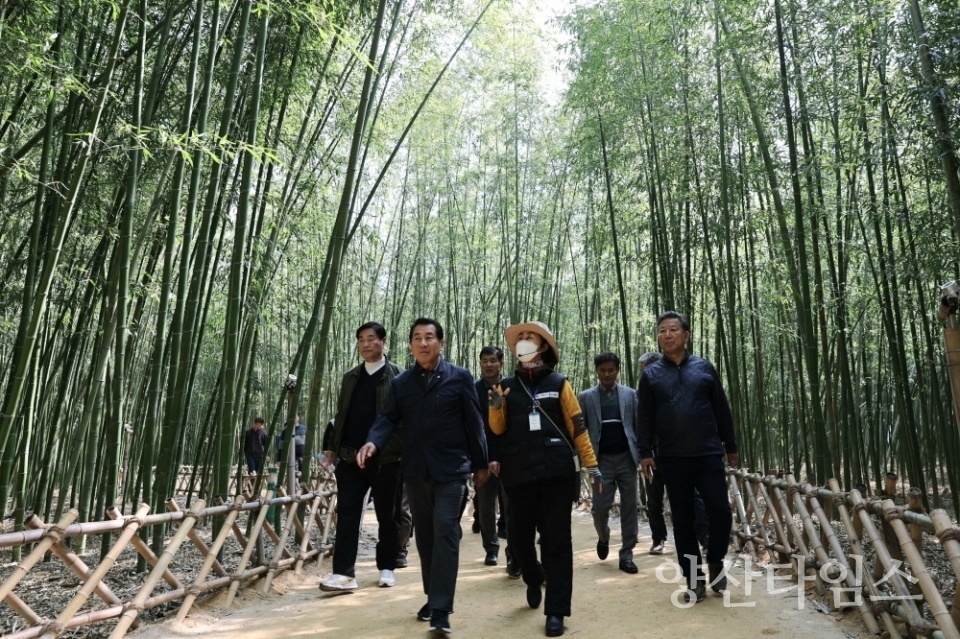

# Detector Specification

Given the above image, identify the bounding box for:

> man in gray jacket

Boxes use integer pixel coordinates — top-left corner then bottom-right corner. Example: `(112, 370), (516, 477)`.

(320, 322), (403, 592)
(578, 351), (640, 573)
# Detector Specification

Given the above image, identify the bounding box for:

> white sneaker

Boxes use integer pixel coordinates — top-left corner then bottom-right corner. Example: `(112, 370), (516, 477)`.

(319, 574), (358, 591)
(378, 569), (396, 587)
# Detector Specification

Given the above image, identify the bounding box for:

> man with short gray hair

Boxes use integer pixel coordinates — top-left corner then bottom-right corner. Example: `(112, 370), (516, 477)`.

(637, 311), (738, 604)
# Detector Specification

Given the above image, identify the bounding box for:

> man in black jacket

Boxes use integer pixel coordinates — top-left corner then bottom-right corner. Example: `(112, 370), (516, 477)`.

(473, 345), (514, 573)
(636, 352), (710, 557)
(320, 322), (403, 593)
(636, 311), (739, 604)
(244, 417), (268, 474)
(358, 317), (489, 634)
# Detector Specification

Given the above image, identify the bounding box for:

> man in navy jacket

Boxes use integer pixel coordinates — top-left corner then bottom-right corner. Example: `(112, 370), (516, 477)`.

(359, 318), (489, 633)
(473, 345), (516, 574)
(637, 311), (739, 604)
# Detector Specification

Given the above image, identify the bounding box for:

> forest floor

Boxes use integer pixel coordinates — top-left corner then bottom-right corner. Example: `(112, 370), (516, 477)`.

(130, 509), (871, 639)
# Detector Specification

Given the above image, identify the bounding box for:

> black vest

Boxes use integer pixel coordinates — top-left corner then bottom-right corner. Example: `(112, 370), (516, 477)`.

(498, 369), (577, 489)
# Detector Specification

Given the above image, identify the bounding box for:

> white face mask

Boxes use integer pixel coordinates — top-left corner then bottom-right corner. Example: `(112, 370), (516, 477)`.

(515, 339), (541, 363)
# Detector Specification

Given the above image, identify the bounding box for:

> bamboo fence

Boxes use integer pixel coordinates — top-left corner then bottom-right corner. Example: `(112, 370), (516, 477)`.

(3, 468), (959, 637)
(574, 469), (958, 639)
(0, 469), (337, 638)
(722, 470), (960, 639)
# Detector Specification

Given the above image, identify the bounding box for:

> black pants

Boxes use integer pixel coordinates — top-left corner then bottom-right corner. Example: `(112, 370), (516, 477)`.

(506, 475), (575, 618)
(657, 455), (732, 588)
(332, 460), (401, 576)
(646, 467), (709, 544)
(396, 483), (412, 557)
(473, 480), (508, 539)
(406, 478), (467, 614)
(475, 474), (510, 553)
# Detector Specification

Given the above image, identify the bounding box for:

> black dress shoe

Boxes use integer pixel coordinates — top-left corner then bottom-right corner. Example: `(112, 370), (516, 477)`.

(417, 602), (431, 621)
(430, 610), (451, 633)
(395, 554), (408, 569)
(683, 585), (706, 604)
(526, 582), (542, 608)
(619, 559), (638, 574)
(596, 539), (609, 560)
(545, 615), (564, 637)
(484, 550), (498, 566)
(507, 561), (522, 579)
(709, 562), (727, 592)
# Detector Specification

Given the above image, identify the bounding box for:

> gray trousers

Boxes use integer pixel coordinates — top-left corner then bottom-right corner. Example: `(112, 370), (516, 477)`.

(592, 450), (639, 561)
(406, 478), (467, 613)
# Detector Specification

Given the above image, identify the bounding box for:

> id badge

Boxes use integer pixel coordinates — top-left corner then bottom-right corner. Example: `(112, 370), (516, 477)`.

(528, 411), (541, 431)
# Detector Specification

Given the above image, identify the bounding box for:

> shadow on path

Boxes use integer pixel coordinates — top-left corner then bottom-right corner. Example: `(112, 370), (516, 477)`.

(132, 511), (867, 639)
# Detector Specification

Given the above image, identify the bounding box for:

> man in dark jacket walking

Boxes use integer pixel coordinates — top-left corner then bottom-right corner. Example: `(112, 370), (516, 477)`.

(358, 317), (489, 634)
(636, 311), (739, 604)
(473, 345), (514, 573)
(320, 322), (403, 592)
(244, 417), (268, 474)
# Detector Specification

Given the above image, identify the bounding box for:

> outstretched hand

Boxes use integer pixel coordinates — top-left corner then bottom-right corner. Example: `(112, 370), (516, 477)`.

(488, 385), (511, 409)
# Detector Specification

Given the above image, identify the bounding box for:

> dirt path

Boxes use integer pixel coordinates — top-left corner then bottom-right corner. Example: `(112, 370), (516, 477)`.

(133, 511), (867, 639)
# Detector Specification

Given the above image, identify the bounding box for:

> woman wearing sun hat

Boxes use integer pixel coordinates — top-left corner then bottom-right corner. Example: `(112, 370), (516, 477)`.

(488, 321), (602, 638)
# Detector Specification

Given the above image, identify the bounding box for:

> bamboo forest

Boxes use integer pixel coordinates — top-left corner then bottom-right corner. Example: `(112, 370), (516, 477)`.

(2, 0), (960, 634)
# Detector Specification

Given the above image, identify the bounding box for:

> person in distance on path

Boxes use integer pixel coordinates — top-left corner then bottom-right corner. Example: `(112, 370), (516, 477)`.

(244, 416), (268, 475)
(636, 311), (739, 604)
(320, 322), (404, 592)
(488, 321), (602, 638)
(578, 351), (641, 573)
(358, 317), (489, 634)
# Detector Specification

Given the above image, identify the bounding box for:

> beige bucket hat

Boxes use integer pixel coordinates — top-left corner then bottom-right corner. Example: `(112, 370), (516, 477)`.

(503, 321), (560, 360)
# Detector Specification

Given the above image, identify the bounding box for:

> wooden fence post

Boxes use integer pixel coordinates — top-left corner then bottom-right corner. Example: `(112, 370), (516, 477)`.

(296, 490), (324, 574)
(225, 487), (276, 608)
(756, 479), (791, 563)
(931, 509), (960, 632)
(106, 500), (206, 639)
(261, 489), (303, 593)
(728, 473), (755, 558)
(848, 489), (926, 630)
(23, 516), (131, 624)
(802, 484), (879, 631)
(826, 479), (902, 639)
(40, 504), (151, 638)
(740, 473), (772, 559)
(105, 508), (181, 590)
(0, 510), (78, 606)
(166, 499), (226, 576)
(175, 494), (246, 622)
(881, 500), (960, 639)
